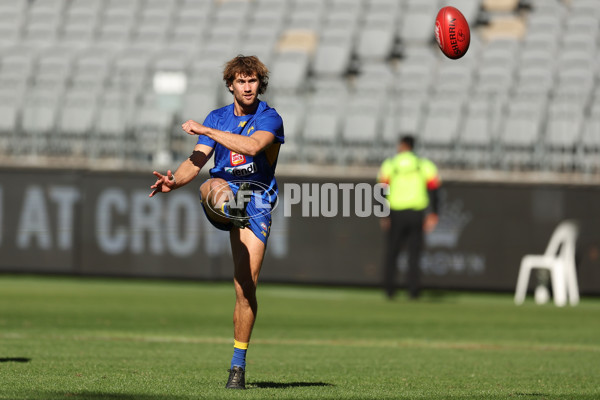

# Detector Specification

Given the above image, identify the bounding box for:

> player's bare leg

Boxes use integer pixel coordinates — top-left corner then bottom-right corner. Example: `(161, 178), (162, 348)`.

(200, 178), (251, 228)
(199, 178), (231, 224)
(231, 227), (264, 341)
(226, 227), (266, 389)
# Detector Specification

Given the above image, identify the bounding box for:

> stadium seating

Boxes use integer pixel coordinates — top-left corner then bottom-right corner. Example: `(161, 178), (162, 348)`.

(381, 91), (427, 147)
(271, 94), (305, 164)
(0, 0), (597, 175)
(55, 88), (98, 156)
(339, 92), (382, 164)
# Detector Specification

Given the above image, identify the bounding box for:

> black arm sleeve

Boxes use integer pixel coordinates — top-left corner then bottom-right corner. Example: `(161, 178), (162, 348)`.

(428, 187), (440, 215)
(189, 150), (208, 168)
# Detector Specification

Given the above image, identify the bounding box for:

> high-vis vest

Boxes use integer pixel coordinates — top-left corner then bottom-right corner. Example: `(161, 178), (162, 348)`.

(377, 151), (440, 211)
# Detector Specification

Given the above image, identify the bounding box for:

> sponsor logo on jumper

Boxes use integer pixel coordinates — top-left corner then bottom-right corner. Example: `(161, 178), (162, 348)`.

(225, 162), (257, 177)
(230, 152), (246, 166)
(238, 121), (248, 128)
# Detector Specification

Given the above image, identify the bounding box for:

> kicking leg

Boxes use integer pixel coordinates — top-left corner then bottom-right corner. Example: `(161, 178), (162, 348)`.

(200, 178), (232, 225)
(200, 178), (251, 228)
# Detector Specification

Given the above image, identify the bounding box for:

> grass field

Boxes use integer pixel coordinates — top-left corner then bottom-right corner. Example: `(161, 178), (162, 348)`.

(0, 275), (598, 400)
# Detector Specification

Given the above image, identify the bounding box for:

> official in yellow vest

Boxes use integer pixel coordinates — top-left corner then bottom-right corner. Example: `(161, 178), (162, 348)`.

(377, 135), (441, 299)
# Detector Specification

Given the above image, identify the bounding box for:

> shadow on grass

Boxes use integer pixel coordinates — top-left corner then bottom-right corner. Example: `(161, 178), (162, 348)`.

(252, 381), (334, 389)
(0, 357), (31, 362)
(39, 393), (191, 400)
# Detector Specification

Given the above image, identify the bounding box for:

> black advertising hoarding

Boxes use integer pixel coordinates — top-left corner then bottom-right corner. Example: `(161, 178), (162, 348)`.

(0, 169), (81, 273)
(0, 168), (599, 294)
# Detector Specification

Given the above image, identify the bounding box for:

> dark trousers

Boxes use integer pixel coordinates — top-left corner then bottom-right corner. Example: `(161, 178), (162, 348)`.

(383, 209), (424, 299)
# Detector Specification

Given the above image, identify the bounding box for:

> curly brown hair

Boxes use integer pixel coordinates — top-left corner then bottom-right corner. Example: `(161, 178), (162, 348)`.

(223, 55), (269, 95)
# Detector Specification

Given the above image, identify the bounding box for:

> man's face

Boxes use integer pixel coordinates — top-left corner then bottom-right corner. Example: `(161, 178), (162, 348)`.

(229, 73), (259, 107)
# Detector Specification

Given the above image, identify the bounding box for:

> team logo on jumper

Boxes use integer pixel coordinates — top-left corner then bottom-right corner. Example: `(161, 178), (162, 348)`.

(260, 222), (269, 237)
(225, 162), (257, 177)
(247, 126), (255, 135)
(230, 152), (246, 166)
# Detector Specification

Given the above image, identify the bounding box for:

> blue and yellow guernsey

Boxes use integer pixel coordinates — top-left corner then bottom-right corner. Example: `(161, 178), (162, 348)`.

(197, 100), (284, 205)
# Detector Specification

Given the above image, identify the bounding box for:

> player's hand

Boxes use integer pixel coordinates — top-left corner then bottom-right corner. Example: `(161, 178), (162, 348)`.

(424, 213), (439, 233)
(181, 120), (206, 136)
(149, 170), (176, 197)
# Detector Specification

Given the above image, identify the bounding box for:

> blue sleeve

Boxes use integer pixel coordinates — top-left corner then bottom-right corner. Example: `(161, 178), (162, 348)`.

(257, 109), (285, 144)
(196, 111), (217, 147)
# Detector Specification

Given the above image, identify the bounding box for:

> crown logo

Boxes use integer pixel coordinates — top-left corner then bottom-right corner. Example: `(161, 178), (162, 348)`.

(426, 191), (471, 248)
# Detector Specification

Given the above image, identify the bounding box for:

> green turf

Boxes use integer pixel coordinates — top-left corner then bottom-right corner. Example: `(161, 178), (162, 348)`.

(0, 275), (598, 400)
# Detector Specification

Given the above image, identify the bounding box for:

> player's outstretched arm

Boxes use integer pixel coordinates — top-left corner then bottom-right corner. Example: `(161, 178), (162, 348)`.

(182, 120), (274, 157)
(149, 144), (213, 197)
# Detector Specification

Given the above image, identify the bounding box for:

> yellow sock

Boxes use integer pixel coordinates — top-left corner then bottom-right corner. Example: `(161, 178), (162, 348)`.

(234, 340), (249, 350)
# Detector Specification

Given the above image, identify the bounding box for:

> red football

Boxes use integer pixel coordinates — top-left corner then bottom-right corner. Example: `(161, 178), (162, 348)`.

(435, 6), (470, 59)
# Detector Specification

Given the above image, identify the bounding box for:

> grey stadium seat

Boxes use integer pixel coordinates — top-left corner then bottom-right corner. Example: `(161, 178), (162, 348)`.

(270, 94), (307, 163)
(269, 51), (311, 94)
(55, 89), (99, 155)
(355, 21), (396, 62)
(302, 91), (343, 145)
(21, 88), (61, 154)
(58, 89), (98, 134)
(382, 90), (428, 146)
(474, 65), (514, 97)
(581, 116), (600, 150)
(544, 100), (584, 149)
(95, 89), (132, 154)
(0, 3), (25, 47)
(131, 14), (172, 48)
(341, 94), (381, 144)
(399, 9), (434, 44)
(433, 61), (475, 95)
(313, 32), (353, 77)
(180, 92), (219, 123)
(461, 95), (505, 147)
(514, 66), (554, 97)
(33, 48), (74, 91)
(109, 49), (153, 95)
(0, 90), (20, 152)
(498, 96), (546, 148)
(301, 90), (343, 163)
(421, 96), (464, 147)
(395, 61), (434, 93)
(60, 10), (99, 48)
(339, 94), (382, 164)
(132, 95), (175, 163)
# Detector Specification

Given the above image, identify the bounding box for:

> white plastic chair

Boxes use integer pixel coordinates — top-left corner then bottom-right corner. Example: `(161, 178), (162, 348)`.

(514, 220), (579, 307)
